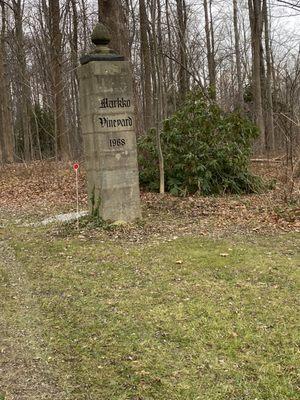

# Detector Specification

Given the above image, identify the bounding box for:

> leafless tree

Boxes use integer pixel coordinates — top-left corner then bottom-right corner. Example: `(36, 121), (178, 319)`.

(0, 0), (299, 162)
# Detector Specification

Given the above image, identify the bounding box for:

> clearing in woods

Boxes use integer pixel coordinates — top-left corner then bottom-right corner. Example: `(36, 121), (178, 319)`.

(0, 162), (299, 400)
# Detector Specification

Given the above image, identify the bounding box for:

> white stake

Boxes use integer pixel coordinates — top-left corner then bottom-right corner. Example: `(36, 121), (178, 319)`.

(73, 163), (80, 230)
(76, 169), (79, 230)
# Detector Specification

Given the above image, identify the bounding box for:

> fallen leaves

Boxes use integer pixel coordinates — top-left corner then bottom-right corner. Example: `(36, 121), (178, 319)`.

(0, 161), (87, 216)
(0, 160), (299, 242)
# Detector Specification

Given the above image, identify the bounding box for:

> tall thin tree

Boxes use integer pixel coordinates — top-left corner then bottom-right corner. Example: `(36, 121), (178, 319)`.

(0, 1), (14, 162)
(139, 0), (152, 131)
(233, 0), (244, 110)
(49, 0), (69, 159)
(248, 0), (265, 150)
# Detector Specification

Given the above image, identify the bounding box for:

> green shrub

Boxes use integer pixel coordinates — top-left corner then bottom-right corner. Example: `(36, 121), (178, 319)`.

(138, 91), (264, 196)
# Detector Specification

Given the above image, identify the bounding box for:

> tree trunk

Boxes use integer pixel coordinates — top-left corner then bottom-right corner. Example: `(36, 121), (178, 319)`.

(49, 0), (69, 160)
(204, 0), (216, 99)
(99, 0), (130, 59)
(263, 0), (275, 153)
(70, 0), (82, 158)
(148, 0), (165, 192)
(81, 0), (88, 51)
(156, 0), (165, 193)
(0, 2), (14, 162)
(176, 0), (189, 102)
(139, 0), (152, 131)
(233, 0), (244, 111)
(13, 0), (32, 162)
(166, 0), (177, 113)
(248, 0), (265, 151)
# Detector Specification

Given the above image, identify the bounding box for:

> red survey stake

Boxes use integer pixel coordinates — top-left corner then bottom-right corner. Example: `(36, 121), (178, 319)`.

(73, 163), (79, 229)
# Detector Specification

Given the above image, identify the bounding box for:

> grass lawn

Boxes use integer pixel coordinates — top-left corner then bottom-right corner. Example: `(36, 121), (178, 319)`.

(1, 225), (299, 399)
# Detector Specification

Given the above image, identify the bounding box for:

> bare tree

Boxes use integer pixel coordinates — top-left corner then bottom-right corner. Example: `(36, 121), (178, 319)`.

(204, 0), (216, 99)
(176, 0), (189, 102)
(263, 0), (275, 152)
(0, 0), (299, 164)
(12, 0), (33, 161)
(49, 0), (69, 159)
(139, 0), (152, 131)
(233, 0), (244, 110)
(0, 0), (14, 162)
(248, 0), (265, 150)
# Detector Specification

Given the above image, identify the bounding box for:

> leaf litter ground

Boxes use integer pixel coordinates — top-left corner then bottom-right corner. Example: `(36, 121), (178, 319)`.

(0, 161), (299, 240)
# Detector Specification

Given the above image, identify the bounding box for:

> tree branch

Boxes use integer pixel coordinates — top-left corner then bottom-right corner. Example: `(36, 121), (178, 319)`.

(0, 0), (14, 12)
(277, 0), (300, 10)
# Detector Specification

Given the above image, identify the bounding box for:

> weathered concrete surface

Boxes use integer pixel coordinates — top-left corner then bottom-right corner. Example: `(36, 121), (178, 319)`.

(79, 60), (141, 222)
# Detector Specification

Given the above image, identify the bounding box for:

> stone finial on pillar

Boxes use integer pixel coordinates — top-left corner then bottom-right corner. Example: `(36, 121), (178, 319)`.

(80, 22), (124, 64)
(90, 22), (111, 54)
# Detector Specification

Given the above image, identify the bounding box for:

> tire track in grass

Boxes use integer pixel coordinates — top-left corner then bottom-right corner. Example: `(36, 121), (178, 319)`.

(0, 240), (65, 400)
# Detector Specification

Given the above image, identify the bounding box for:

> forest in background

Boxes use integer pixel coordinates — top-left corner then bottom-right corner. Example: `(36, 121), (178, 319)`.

(0, 0), (299, 164)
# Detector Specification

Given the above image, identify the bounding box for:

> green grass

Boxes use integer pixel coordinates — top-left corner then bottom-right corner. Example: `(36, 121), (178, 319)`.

(1, 229), (299, 399)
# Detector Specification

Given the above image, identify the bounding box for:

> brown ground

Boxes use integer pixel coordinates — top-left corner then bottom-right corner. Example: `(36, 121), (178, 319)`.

(0, 160), (299, 241)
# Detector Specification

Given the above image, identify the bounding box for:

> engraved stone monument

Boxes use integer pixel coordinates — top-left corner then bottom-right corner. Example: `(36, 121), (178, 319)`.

(79, 23), (141, 222)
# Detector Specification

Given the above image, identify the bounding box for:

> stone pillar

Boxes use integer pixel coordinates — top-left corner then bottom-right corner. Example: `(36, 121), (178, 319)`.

(79, 23), (141, 222)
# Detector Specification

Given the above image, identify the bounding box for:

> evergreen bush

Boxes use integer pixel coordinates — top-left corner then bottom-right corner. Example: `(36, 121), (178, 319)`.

(138, 91), (264, 196)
